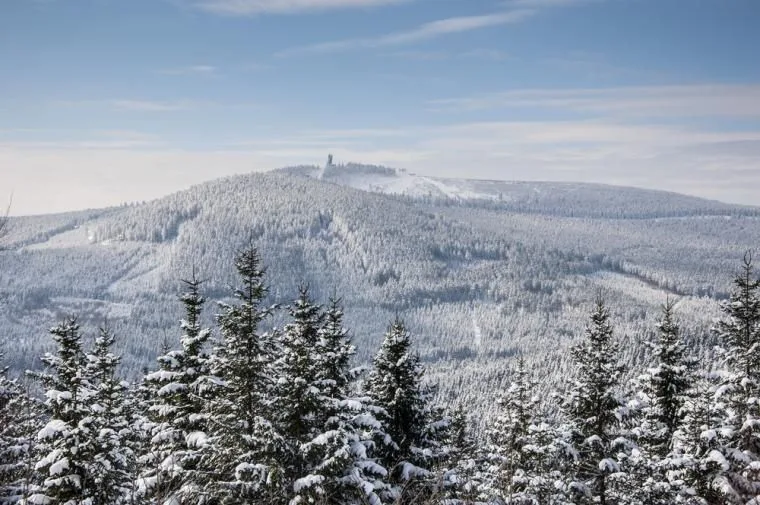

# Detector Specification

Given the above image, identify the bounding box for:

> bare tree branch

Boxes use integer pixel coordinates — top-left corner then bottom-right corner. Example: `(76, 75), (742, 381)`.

(0, 193), (11, 247)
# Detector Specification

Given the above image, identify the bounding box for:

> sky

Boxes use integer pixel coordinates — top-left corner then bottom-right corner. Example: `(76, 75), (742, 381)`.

(1, 0), (759, 215)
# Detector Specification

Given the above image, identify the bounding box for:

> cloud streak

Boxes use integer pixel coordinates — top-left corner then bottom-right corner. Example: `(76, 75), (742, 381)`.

(277, 10), (535, 55)
(429, 84), (760, 118)
(158, 65), (217, 75)
(194, 0), (411, 15)
(4, 115), (760, 215)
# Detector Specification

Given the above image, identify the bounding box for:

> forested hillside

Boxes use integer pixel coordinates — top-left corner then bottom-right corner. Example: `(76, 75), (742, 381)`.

(2, 241), (760, 504)
(0, 165), (759, 417)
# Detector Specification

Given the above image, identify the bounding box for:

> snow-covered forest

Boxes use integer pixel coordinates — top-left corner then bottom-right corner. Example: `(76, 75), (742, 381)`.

(2, 239), (760, 504)
(2, 167), (759, 401)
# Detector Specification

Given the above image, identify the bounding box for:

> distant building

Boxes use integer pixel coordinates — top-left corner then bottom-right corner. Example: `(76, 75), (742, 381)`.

(326, 154), (334, 168)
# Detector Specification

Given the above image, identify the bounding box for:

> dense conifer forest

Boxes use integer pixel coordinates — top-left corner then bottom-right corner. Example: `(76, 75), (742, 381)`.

(3, 231), (760, 503)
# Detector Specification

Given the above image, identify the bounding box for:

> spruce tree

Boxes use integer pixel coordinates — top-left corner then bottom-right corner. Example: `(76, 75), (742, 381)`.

(202, 245), (284, 503)
(671, 377), (729, 504)
(365, 318), (450, 503)
(275, 288), (389, 504)
(713, 253), (760, 502)
(483, 356), (566, 504)
(640, 299), (692, 457)
(274, 285), (326, 471)
(0, 353), (41, 505)
(561, 297), (632, 505)
(84, 326), (133, 505)
(26, 317), (94, 505)
(136, 336), (178, 503)
(485, 356), (538, 502)
(631, 299), (693, 504)
(316, 297), (355, 401)
(140, 272), (213, 503)
(441, 405), (483, 503)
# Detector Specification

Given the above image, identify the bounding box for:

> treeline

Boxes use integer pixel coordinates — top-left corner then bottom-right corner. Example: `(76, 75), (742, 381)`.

(2, 245), (760, 504)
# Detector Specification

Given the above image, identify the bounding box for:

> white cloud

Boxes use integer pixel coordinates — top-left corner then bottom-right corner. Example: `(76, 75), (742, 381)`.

(194, 0), (411, 15)
(503, 0), (596, 7)
(4, 118), (760, 214)
(111, 100), (191, 112)
(277, 10), (535, 55)
(158, 65), (217, 75)
(55, 99), (214, 112)
(429, 84), (760, 118)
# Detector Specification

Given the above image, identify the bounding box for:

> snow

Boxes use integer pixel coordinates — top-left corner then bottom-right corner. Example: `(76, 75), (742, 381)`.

(399, 462), (431, 480)
(185, 431), (208, 448)
(293, 473), (325, 492)
(25, 494), (53, 505)
(38, 419), (70, 440)
(706, 449), (730, 471)
(49, 456), (70, 476)
(598, 458), (620, 473)
(157, 382), (187, 396)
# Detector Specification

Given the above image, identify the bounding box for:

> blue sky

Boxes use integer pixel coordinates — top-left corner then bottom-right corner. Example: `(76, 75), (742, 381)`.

(1, 0), (760, 214)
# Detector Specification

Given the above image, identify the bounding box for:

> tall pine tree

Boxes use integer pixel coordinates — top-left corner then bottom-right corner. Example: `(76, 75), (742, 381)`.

(365, 318), (450, 503)
(485, 356), (538, 502)
(631, 300), (693, 504)
(84, 326), (134, 505)
(713, 253), (760, 503)
(280, 293), (388, 504)
(561, 297), (632, 505)
(0, 352), (41, 505)
(140, 272), (215, 503)
(671, 376), (729, 504)
(25, 317), (94, 505)
(202, 245), (285, 503)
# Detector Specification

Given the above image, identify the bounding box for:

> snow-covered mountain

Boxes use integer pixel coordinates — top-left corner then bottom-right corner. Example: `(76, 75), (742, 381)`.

(1, 164), (758, 415)
(279, 163), (750, 218)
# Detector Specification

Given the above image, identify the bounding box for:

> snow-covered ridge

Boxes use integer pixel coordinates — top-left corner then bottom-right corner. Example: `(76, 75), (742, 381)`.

(276, 162), (758, 219)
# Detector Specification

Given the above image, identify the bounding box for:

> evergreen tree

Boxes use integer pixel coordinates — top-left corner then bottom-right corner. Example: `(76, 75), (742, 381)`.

(640, 299), (693, 458)
(84, 326), (133, 505)
(0, 353), (41, 505)
(485, 356), (538, 502)
(25, 317), (94, 505)
(316, 297), (355, 402)
(136, 336), (177, 503)
(712, 253), (760, 503)
(671, 377), (729, 504)
(630, 300), (693, 504)
(440, 405), (483, 503)
(448, 405), (476, 466)
(273, 285), (326, 502)
(276, 289), (388, 504)
(365, 318), (450, 503)
(482, 356), (568, 504)
(561, 297), (632, 505)
(139, 272), (213, 503)
(202, 245), (285, 503)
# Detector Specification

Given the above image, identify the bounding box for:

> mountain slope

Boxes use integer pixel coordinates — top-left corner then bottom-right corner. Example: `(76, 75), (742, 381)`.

(280, 163), (757, 218)
(1, 165), (758, 416)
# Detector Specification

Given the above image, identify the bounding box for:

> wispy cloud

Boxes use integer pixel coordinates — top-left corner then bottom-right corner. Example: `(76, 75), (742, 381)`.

(5, 116), (760, 214)
(429, 84), (760, 118)
(193, 0), (411, 15)
(277, 10), (534, 55)
(55, 99), (202, 112)
(111, 100), (191, 112)
(389, 48), (511, 61)
(503, 0), (597, 7)
(158, 65), (217, 75)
